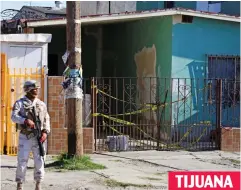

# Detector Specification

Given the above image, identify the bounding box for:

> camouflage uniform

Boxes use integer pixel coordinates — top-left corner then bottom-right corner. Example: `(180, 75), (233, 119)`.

(11, 95), (50, 184)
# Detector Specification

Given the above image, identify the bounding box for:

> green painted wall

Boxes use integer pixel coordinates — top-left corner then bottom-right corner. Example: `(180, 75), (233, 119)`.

(124, 17), (173, 78)
(127, 17), (172, 137)
(125, 16), (173, 135)
(102, 16), (173, 78)
(100, 17), (173, 138)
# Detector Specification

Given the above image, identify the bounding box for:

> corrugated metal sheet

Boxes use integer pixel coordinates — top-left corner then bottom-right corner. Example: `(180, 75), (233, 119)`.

(26, 7), (240, 23)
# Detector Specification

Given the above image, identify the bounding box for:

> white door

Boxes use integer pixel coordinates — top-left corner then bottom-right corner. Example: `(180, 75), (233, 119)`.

(8, 46), (44, 102)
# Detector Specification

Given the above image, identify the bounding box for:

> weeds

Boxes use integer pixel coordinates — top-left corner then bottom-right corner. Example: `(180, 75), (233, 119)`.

(45, 153), (106, 170)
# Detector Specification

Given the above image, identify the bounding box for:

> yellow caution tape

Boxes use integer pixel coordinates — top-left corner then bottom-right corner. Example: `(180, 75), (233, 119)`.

(96, 113), (136, 126)
(188, 127), (208, 148)
(93, 112), (211, 143)
(92, 83), (210, 108)
(100, 122), (209, 150)
(93, 86), (194, 117)
(109, 103), (169, 117)
(93, 113), (156, 140)
(165, 124), (204, 148)
(92, 85), (150, 107)
(92, 85), (182, 108)
(92, 83), (212, 149)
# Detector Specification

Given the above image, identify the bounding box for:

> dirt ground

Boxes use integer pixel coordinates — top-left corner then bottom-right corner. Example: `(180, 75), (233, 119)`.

(1, 150), (240, 190)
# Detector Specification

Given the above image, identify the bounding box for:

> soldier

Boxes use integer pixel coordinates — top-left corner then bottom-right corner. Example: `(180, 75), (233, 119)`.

(11, 80), (50, 190)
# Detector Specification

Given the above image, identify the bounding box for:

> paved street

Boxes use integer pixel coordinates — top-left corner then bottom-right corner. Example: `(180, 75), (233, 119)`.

(1, 150), (240, 190)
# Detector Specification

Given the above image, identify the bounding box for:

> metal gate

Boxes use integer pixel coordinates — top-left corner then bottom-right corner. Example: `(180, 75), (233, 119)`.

(0, 53), (45, 155)
(91, 77), (240, 152)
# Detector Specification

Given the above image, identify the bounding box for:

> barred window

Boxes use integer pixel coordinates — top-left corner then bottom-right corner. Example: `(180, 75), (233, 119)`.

(207, 55), (240, 106)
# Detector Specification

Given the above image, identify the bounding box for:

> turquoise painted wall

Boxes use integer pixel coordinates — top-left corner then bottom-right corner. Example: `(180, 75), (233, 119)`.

(172, 18), (240, 78)
(172, 17), (240, 140)
(221, 1), (240, 16)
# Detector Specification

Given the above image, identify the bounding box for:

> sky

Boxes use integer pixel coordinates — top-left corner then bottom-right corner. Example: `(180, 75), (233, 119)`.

(0, 1), (66, 20)
(0, 1), (66, 12)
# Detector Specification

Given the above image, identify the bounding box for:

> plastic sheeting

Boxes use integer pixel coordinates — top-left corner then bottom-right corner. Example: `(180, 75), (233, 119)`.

(64, 85), (83, 99)
(106, 135), (129, 151)
(83, 94), (91, 127)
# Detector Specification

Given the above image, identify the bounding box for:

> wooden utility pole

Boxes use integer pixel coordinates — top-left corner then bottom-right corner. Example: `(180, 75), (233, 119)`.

(66, 1), (83, 156)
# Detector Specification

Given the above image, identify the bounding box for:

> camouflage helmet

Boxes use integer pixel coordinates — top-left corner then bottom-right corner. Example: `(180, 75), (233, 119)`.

(23, 80), (40, 92)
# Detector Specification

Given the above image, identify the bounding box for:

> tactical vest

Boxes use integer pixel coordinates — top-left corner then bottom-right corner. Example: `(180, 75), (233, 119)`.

(15, 98), (40, 132)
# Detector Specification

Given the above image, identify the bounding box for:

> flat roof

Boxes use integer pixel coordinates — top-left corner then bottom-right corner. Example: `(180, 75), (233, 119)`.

(27, 8), (240, 28)
(0, 34), (52, 43)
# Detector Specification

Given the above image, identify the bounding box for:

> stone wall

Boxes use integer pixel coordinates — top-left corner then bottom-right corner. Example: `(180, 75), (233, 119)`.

(47, 76), (94, 154)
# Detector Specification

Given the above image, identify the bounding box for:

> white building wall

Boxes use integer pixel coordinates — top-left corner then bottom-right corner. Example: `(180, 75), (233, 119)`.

(0, 34), (52, 103)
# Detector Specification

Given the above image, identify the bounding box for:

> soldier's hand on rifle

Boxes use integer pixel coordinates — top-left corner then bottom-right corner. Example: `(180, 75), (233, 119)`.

(24, 119), (35, 128)
(40, 132), (47, 143)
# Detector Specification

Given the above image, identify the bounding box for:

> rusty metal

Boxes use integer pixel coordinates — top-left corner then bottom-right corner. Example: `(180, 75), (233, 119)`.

(216, 79), (222, 149)
(207, 55), (240, 80)
(208, 55), (240, 128)
(157, 90), (168, 150)
(91, 77), (240, 152)
(91, 78), (98, 151)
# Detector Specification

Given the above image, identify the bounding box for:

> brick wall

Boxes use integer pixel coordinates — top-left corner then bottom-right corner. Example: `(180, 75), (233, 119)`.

(221, 128), (240, 152)
(47, 76), (94, 155)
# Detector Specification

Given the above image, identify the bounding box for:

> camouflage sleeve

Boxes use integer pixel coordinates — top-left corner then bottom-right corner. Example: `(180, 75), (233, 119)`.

(43, 104), (50, 134)
(11, 100), (26, 124)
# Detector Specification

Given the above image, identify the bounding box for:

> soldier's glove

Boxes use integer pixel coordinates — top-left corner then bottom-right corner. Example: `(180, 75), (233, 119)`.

(40, 132), (47, 143)
(24, 119), (35, 129)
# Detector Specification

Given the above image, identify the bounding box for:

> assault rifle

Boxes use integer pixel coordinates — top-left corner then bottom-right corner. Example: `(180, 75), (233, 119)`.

(31, 107), (45, 158)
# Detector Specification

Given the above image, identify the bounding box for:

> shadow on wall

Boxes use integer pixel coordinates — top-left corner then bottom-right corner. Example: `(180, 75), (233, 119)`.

(187, 59), (240, 127)
(171, 61), (214, 142)
(171, 60), (241, 142)
(187, 60), (206, 110)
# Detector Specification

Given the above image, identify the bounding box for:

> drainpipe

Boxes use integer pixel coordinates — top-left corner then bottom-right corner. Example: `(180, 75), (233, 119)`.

(109, 1), (111, 14)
